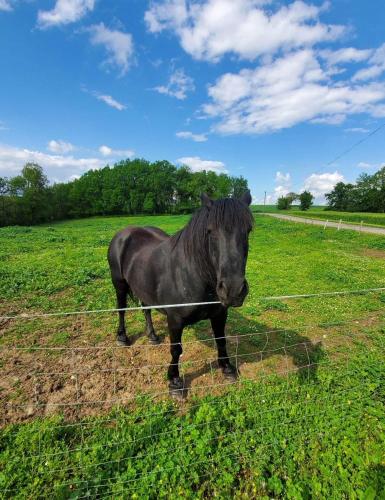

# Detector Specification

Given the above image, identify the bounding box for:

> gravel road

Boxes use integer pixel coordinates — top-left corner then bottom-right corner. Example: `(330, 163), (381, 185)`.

(262, 213), (385, 236)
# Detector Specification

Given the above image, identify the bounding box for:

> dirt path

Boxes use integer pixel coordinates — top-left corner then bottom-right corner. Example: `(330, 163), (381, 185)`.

(262, 213), (385, 236)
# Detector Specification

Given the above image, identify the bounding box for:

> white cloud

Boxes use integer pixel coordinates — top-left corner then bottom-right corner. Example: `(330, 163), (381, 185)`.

(203, 49), (385, 134)
(274, 171), (292, 199)
(145, 0), (188, 33)
(38, 0), (94, 28)
(0, 0), (12, 12)
(302, 171), (344, 202)
(320, 47), (372, 66)
(99, 145), (112, 156)
(145, 0), (345, 62)
(0, 143), (106, 181)
(154, 69), (194, 100)
(357, 161), (375, 170)
(47, 139), (75, 154)
(82, 86), (126, 110)
(353, 43), (385, 81)
(276, 171), (291, 186)
(94, 92), (126, 110)
(87, 23), (134, 75)
(176, 131), (207, 142)
(99, 145), (134, 158)
(345, 127), (370, 133)
(177, 156), (227, 173)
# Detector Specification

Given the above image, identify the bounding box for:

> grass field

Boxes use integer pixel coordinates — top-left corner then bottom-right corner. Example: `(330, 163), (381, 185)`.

(1, 214), (385, 498)
(252, 205), (385, 227)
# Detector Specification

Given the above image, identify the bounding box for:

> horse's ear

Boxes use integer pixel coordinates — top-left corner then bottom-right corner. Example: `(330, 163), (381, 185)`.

(239, 190), (252, 206)
(201, 193), (213, 208)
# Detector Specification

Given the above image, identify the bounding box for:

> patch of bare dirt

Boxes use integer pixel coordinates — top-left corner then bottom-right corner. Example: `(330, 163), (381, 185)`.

(361, 248), (385, 259)
(0, 313), (383, 426)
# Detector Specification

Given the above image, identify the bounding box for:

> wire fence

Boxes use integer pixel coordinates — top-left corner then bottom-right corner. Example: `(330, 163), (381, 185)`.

(1, 288), (384, 497)
(1, 286), (384, 321)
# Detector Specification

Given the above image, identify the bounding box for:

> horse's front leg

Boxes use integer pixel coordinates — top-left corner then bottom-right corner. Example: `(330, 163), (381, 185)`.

(211, 309), (238, 380)
(167, 316), (185, 399)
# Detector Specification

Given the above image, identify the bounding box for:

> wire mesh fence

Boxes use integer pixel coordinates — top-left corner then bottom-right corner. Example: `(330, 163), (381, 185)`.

(1, 291), (384, 497)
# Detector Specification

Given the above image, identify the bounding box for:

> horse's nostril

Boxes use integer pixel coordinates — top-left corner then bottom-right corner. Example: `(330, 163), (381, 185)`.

(240, 280), (248, 295)
(218, 280), (226, 291)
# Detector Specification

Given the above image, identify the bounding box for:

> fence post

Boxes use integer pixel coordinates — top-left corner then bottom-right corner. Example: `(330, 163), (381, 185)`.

(338, 219), (342, 231)
(323, 219), (328, 230)
(360, 221), (363, 233)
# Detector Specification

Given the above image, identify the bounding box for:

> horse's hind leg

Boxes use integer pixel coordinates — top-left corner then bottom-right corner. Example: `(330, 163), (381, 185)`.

(115, 281), (130, 346)
(142, 304), (160, 345)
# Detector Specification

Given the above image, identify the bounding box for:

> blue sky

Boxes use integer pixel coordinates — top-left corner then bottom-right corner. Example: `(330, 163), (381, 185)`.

(0, 0), (385, 203)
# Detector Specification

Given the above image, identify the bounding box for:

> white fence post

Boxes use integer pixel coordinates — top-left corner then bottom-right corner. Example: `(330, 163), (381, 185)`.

(338, 219), (342, 231)
(323, 219), (328, 230)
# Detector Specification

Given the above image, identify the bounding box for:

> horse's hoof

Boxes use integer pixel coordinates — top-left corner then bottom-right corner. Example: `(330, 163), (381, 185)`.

(148, 335), (161, 345)
(169, 378), (186, 400)
(116, 335), (131, 347)
(169, 387), (186, 400)
(224, 372), (238, 382)
(222, 365), (238, 381)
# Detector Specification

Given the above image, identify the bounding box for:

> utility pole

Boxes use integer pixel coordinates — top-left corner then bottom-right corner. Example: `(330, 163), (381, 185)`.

(264, 191), (267, 206)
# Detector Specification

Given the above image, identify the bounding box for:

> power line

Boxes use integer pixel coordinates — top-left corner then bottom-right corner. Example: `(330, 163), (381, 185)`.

(261, 122), (385, 199)
(324, 122), (385, 169)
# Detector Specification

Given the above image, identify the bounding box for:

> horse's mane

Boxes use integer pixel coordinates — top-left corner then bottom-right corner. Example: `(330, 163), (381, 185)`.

(171, 198), (254, 285)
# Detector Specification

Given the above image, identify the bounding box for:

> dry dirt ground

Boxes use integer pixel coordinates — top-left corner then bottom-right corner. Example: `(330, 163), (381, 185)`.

(1, 311), (379, 426)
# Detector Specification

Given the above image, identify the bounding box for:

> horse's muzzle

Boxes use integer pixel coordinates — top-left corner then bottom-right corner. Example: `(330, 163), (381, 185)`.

(217, 279), (249, 308)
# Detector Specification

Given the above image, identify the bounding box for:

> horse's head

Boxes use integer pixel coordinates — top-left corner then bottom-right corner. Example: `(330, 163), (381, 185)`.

(201, 191), (253, 307)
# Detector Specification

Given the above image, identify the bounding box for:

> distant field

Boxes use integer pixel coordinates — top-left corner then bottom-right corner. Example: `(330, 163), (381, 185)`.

(1, 214), (385, 497)
(251, 205), (325, 213)
(252, 205), (385, 227)
(290, 210), (385, 228)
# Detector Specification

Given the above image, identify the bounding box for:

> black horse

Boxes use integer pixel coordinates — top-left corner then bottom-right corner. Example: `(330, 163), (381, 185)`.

(107, 192), (253, 397)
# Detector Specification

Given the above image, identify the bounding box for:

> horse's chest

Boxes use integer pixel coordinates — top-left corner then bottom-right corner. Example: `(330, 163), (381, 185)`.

(182, 305), (222, 326)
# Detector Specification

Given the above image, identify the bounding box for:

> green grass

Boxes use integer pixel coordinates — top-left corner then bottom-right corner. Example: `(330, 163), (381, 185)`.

(251, 205), (325, 213)
(252, 205), (385, 227)
(1, 343), (385, 499)
(1, 214), (385, 498)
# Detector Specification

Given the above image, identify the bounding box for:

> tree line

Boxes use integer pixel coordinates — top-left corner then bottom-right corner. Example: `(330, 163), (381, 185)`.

(276, 166), (385, 213)
(277, 191), (314, 211)
(326, 166), (385, 212)
(0, 159), (249, 227)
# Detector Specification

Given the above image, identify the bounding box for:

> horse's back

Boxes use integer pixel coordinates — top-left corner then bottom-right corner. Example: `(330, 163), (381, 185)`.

(108, 225), (169, 283)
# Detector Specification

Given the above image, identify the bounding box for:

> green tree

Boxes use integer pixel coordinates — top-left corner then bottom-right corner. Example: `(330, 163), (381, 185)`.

(326, 182), (355, 211)
(8, 175), (26, 196)
(0, 159), (250, 226)
(286, 192), (299, 204)
(299, 191), (314, 211)
(0, 177), (8, 196)
(231, 176), (249, 198)
(277, 196), (291, 210)
(0, 177), (10, 226)
(143, 193), (156, 213)
(18, 163), (49, 224)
